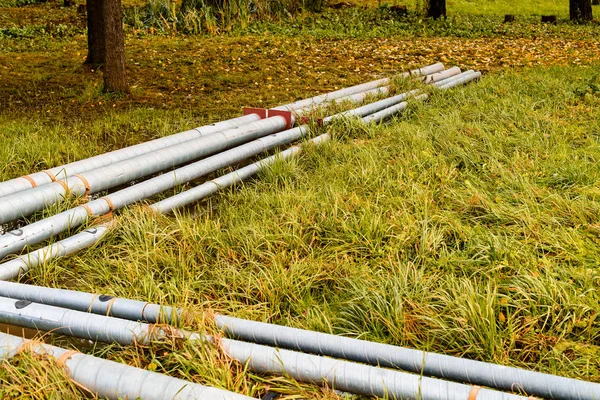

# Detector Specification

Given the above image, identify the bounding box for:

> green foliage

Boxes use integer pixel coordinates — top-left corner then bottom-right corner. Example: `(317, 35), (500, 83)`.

(0, 23), (81, 39)
(125, 0), (328, 34)
(1, 66), (599, 396)
(2, 0), (600, 394)
(574, 74), (600, 99)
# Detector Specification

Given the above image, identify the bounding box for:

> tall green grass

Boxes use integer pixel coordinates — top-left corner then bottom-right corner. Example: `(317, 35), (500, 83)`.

(1, 64), (597, 396)
(125, 0), (327, 34)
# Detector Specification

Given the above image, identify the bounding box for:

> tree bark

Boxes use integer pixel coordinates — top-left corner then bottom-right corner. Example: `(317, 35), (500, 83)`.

(427, 0), (446, 19)
(85, 0), (105, 65)
(570, 0), (593, 21)
(103, 0), (129, 93)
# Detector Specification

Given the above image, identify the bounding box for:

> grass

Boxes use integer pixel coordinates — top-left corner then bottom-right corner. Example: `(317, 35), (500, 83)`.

(1, 65), (599, 397)
(1, 0), (600, 397)
(355, 0), (600, 17)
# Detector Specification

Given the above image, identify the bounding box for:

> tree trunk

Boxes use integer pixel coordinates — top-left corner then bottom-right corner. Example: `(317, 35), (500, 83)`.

(427, 0), (446, 19)
(85, 0), (105, 65)
(570, 0), (593, 21)
(103, 0), (129, 93)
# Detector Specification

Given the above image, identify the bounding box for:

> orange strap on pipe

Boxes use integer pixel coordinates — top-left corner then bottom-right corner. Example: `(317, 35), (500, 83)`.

(72, 174), (92, 196)
(21, 175), (37, 188)
(468, 386), (481, 400)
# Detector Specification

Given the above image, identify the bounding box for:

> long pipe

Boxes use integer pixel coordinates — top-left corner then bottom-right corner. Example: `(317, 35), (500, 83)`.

(0, 63), (443, 202)
(0, 115), (290, 225)
(0, 332), (251, 400)
(0, 64), (453, 228)
(0, 136), (330, 283)
(0, 277), (594, 400)
(0, 72), (479, 264)
(2, 71), (598, 400)
(216, 317), (600, 400)
(0, 66), (452, 226)
(0, 297), (526, 400)
(438, 71), (482, 89)
(0, 135), (327, 279)
(293, 66), (460, 117)
(0, 114), (262, 200)
(358, 71), (480, 125)
(273, 62), (444, 112)
(0, 87), (427, 262)
(423, 66), (461, 83)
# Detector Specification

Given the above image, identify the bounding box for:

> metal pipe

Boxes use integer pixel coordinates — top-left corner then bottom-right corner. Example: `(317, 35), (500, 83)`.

(432, 69), (474, 87)
(0, 87), (422, 263)
(216, 316), (600, 400)
(0, 131), (326, 273)
(0, 298), (526, 400)
(0, 295), (197, 345)
(438, 71), (482, 90)
(0, 280), (595, 400)
(0, 279), (173, 322)
(0, 72), (480, 264)
(0, 62), (446, 206)
(0, 114), (262, 199)
(0, 115), (290, 225)
(0, 223), (113, 278)
(0, 63), (449, 224)
(361, 94), (427, 124)
(423, 66), (462, 83)
(219, 338), (525, 400)
(0, 124), (313, 263)
(293, 65), (455, 116)
(0, 332), (251, 400)
(0, 65), (417, 201)
(273, 62), (444, 112)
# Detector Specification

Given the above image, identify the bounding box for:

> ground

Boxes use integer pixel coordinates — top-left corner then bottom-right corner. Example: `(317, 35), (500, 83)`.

(0, 0), (599, 398)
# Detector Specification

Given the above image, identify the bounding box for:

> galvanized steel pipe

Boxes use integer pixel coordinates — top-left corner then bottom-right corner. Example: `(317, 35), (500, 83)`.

(0, 295), (197, 345)
(0, 114), (262, 199)
(0, 279), (174, 322)
(0, 298), (526, 400)
(0, 88), (425, 263)
(0, 115), (290, 225)
(438, 71), (482, 89)
(219, 338), (526, 400)
(216, 316), (600, 400)
(0, 62), (445, 205)
(273, 62), (444, 112)
(0, 125), (309, 263)
(0, 280), (595, 400)
(0, 133), (328, 278)
(0, 332), (251, 400)
(424, 66), (462, 83)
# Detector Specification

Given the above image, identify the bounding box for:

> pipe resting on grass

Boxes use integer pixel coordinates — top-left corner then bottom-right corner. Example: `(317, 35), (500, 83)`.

(273, 62), (444, 112)
(0, 115), (291, 225)
(0, 62), (443, 205)
(0, 64), (453, 228)
(0, 114), (262, 200)
(0, 331), (251, 400)
(0, 296), (527, 400)
(0, 280), (597, 400)
(0, 69), (480, 269)
(0, 83), (433, 264)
